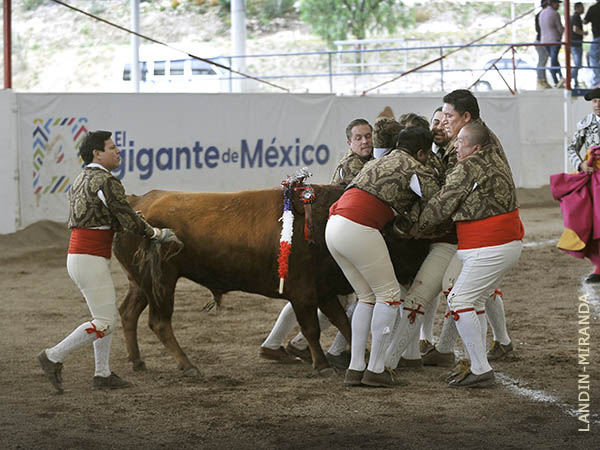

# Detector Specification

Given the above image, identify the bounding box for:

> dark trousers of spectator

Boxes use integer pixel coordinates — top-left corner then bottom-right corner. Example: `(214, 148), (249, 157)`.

(546, 44), (562, 85)
(571, 44), (583, 86)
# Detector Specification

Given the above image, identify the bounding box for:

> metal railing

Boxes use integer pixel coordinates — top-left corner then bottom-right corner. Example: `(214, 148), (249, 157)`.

(204, 40), (595, 95)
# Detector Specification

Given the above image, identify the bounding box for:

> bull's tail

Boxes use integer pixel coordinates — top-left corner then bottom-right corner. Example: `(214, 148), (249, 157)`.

(132, 238), (184, 308)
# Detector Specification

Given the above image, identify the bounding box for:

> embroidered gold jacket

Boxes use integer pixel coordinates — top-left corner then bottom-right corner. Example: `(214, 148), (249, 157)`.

(347, 148), (441, 215)
(68, 166), (154, 237)
(415, 142), (519, 234)
(330, 150), (372, 186)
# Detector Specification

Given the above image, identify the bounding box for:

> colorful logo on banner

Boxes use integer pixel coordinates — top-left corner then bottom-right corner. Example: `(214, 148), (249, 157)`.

(32, 117), (88, 196)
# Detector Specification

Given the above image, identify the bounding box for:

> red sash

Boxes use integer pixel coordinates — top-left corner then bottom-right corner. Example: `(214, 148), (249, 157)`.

(456, 209), (524, 250)
(68, 228), (115, 259)
(330, 188), (394, 230)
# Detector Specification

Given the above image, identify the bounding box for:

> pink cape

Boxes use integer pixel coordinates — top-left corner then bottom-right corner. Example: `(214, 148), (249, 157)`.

(550, 147), (600, 265)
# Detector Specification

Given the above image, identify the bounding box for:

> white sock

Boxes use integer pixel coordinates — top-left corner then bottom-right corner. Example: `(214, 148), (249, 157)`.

(435, 308), (459, 354)
(478, 312), (488, 350)
(367, 303), (398, 374)
(93, 333), (113, 378)
(290, 309), (332, 350)
(402, 317), (424, 360)
(485, 294), (510, 345)
(46, 322), (98, 363)
(327, 302), (355, 355)
(455, 311), (492, 375)
(262, 302), (297, 350)
(383, 312), (408, 368)
(328, 332), (347, 356)
(345, 300), (358, 317)
(420, 293), (440, 343)
(348, 302), (374, 371)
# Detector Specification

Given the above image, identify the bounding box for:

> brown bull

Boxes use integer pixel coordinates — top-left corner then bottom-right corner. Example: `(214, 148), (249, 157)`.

(113, 184), (429, 376)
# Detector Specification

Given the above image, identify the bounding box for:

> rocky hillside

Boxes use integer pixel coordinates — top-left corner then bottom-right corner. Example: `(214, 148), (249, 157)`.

(2, 0), (543, 94)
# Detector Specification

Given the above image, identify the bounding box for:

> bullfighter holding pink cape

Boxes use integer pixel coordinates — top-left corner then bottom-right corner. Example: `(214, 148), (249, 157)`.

(550, 145), (600, 275)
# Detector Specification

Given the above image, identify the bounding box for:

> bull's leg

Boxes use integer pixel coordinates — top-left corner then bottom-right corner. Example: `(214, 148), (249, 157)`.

(317, 295), (352, 346)
(290, 300), (331, 374)
(146, 279), (199, 377)
(201, 289), (224, 312)
(119, 282), (149, 371)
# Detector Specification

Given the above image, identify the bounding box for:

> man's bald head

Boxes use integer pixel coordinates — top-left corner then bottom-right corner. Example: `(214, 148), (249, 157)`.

(456, 123), (489, 161)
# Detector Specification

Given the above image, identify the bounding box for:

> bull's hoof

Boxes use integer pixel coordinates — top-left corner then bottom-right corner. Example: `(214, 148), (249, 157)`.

(181, 366), (200, 377)
(132, 360), (147, 371)
(316, 367), (337, 377)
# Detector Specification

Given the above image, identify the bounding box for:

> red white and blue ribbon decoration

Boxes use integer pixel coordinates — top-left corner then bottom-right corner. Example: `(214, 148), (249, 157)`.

(278, 186), (293, 294)
(277, 167), (312, 294)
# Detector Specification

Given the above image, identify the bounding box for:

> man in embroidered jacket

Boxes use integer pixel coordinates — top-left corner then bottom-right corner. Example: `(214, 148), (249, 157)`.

(420, 90), (516, 370)
(411, 123), (523, 387)
(37, 130), (177, 394)
(331, 118), (373, 185)
(326, 127), (441, 387)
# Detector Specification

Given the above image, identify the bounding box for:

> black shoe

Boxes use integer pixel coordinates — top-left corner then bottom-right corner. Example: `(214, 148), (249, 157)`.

(93, 372), (133, 391)
(419, 339), (434, 355)
(37, 350), (64, 394)
(361, 369), (405, 387)
(259, 346), (298, 363)
(344, 369), (364, 386)
(285, 341), (312, 363)
(396, 357), (423, 370)
(445, 359), (471, 383)
(585, 273), (600, 283)
(487, 341), (513, 361)
(422, 347), (455, 367)
(448, 369), (495, 388)
(326, 351), (350, 369)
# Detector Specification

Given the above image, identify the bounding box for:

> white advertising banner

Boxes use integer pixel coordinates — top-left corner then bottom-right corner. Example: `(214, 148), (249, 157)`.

(16, 91), (564, 230)
(17, 93), (346, 227)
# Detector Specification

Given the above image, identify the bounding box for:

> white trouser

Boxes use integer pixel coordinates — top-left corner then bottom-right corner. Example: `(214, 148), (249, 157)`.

(448, 240), (522, 312)
(447, 240), (521, 375)
(404, 242), (457, 312)
(385, 243), (457, 366)
(442, 254), (463, 296)
(66, 253), (119, 334)
(325, 214), (402, 305)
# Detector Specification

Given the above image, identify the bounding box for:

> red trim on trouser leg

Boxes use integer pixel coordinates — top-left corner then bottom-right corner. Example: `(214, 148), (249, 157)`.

(445, 307), (475, 321)
(489, 290), (503, 300)
(386, 300), (403, 306)
(404, 304), (424, 324)
(85, 323), (106, 339)
(476, 310), (485, 315)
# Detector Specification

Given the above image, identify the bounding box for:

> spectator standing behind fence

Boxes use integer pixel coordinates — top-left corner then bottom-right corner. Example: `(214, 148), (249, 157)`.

(536, 1), (552, 89)
(540, 0), (565, 88)
(585, 0), (600, 88)
(571, 2), (587, 88)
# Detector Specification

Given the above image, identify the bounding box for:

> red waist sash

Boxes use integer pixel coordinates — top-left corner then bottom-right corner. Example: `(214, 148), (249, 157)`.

(68, 228), (115, 259)
(329, 188), (395, 231)
(456, 209), (524, 250)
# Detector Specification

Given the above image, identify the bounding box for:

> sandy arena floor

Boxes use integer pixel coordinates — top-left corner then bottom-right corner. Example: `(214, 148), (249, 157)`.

(0, 187), (598, 449)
